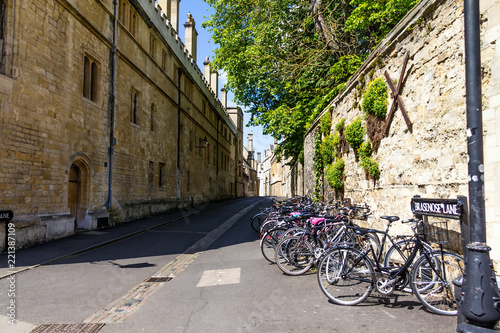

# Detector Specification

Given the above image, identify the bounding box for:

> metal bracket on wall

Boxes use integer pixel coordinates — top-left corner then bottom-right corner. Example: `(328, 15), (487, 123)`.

(383, 51), (413, 136)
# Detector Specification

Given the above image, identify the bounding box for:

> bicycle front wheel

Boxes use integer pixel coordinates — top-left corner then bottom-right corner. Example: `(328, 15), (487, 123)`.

(411, 251), (464, 315)
(317, 246), (374, 305)
(275, 236), (314, 275)
(260, 227), (288, 263)
(251, 213), (266, 232)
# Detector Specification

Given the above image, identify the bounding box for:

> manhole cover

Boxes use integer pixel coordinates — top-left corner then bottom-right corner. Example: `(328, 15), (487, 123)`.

(31, 324), (105, 333)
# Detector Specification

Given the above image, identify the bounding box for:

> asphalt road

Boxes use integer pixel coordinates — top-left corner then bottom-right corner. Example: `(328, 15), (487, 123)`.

(0, 197), (457, 332)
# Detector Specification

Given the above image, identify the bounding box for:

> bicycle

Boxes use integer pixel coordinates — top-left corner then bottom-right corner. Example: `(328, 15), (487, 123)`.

(316, 216), (464, 315)
(274, 210), (379, 276)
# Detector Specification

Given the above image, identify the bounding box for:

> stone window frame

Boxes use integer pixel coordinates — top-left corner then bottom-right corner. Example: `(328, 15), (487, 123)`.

(159, 162), (166, 190)
(118, 0), (129, 27)
(161, 49), (168, 72)
(129, 6), (138, 37)
(83, 54), (100, 103)
(148, 161), (154, 193)
(149, 33), (157, 60)
(0, 0), (5, 73)
(130, 88), (140, 125)
(150, 103), (155, 131)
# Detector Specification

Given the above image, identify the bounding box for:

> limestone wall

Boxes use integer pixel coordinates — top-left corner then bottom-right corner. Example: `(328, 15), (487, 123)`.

(0, 0), (238, 250)
(303, 0), (500, 265)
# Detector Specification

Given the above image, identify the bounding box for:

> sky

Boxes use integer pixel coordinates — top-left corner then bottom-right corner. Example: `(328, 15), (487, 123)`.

(175, 1), (275, 156)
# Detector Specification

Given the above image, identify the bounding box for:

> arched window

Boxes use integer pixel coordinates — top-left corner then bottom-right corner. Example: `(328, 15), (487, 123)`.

(150, 104), (155, 131)
(83, 55), (99, 102)
(131, 90), (139, 124)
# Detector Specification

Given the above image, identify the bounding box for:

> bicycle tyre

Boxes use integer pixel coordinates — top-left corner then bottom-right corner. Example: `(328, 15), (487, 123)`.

(383, 238), (433, 268)
(275, 236), (314, 275)
(260, 227), (288, 263)
(251, 213), (266, 232)
(411, 251), (464, 315)
(317, 246), (374, 305)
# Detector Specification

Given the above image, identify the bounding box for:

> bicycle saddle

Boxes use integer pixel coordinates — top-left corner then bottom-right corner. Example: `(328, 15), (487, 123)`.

(380, 216), (400, 223)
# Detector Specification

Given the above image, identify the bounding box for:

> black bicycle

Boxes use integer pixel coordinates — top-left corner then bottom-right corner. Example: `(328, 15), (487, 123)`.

(317, 217), (464, 315)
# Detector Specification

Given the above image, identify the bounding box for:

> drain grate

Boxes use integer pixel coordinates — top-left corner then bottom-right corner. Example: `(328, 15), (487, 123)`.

(31, 323), (105, 333)
(145, 276), (172, 283)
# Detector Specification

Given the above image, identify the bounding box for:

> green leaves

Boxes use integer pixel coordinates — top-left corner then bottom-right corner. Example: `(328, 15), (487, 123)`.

(325, 158), (345, 190)
(345, 117), (364, 152)
(362, 78), (388, 119)
(320, 133), (339, 165)
(203, 0), (418, 164)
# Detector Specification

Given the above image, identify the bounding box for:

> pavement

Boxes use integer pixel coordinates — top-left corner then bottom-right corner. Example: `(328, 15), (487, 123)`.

(0, 197), (461, 333)
(0, 197), (263, 333)
(0, 199), (245, 279)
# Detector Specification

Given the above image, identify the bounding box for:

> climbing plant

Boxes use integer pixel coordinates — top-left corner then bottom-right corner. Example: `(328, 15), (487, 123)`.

(363, 77), (388, 152)
(362, 77), (388, 119)
(320, 133), (339, 165)
(358, 140), (380, 179)
(345, 117), (364, 152)
(313, 130), (323, 201)
(319, 112), (332, 136)
(325, 158), (345, 190)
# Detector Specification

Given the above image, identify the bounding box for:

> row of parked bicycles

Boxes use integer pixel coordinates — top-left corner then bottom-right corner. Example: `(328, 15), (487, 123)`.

(251, 196), (465, 316)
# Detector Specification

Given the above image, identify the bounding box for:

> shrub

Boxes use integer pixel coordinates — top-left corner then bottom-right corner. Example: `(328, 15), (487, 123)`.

(362, 78), (388, 119)
(319, 112), (332, 136)
(320, 133), (340, 165)
(345, 117), (364, 152)
(325, 158), (345, 189)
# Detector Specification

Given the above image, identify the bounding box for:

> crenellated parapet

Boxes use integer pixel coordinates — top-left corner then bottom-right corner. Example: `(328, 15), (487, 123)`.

(142, 0), (236, 134)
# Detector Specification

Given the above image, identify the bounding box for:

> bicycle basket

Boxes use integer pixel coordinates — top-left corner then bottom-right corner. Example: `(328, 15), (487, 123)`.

(350, 204), (371, 221)
(423, 221), (449, 244)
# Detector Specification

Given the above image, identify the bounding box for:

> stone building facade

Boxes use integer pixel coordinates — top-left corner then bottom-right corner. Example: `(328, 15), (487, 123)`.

(303, 0), (500, 265)
(0, 0), (241, 250)
(259, 142), (302, 198)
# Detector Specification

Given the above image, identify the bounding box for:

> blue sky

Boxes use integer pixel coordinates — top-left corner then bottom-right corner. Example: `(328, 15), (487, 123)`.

(175, 1), (274, 155)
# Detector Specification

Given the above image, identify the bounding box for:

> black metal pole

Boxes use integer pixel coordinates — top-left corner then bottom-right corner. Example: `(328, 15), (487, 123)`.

(176, 68), (183, 200)
(458, 0), (500, 330)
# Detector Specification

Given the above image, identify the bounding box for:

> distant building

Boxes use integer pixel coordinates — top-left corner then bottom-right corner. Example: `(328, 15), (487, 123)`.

(258, 141), (301, 198)
(241, 132), (260, 197)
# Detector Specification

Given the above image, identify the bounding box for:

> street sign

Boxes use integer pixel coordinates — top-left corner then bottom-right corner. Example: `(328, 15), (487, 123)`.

(410, 197), (463, 220)
(0, 210), (14, 222)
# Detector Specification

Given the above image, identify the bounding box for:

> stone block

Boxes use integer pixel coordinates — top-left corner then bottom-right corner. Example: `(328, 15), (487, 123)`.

(40, 214), (74, 240)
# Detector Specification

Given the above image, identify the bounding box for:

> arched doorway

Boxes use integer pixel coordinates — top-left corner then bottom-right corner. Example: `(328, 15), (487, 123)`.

(68, 165), (80, 229)
(66, 153), (92, 229)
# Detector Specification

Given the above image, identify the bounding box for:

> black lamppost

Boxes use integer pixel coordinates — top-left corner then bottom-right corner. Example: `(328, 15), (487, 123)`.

(457, 0), (500, 331)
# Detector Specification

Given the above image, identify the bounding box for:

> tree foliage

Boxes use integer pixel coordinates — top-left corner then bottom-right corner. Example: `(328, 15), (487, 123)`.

(203, 0), (419, 164)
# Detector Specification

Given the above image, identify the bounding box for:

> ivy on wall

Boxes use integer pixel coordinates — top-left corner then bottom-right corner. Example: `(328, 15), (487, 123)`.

(325, 158), (345, 189)
(362, 77), (388, 119)
(319, 112), (332, 136)
(345, 117), (364, 152)
(358, 140), (381, 179)
(313, 130), (324, 201)
(316, 84), (386, 199)
(363, 77), (388, 152)
(317, 118), (346, 196)
(320, 133), (339, 165)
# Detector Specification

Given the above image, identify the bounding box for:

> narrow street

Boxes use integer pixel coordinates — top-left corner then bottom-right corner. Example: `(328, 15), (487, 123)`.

(1, 198), (456, 332)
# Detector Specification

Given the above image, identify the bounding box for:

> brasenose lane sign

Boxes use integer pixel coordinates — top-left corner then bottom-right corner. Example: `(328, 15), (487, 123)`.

(410, 197), (463, 220)
(0, 210), (14, 222)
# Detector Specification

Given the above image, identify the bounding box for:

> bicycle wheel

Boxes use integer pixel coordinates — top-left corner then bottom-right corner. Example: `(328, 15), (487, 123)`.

(411, 251), (464, 315)
(384, 238), (433, 268)
(251, 213), (266, 232)
(275, 236), (314, 275)
(260, 227), (288, 263)
(317, 246), (374, 305)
